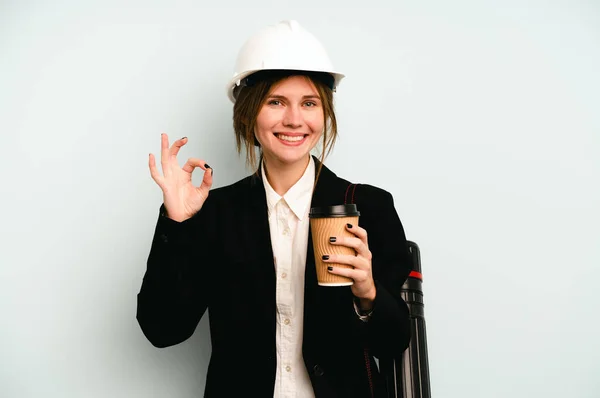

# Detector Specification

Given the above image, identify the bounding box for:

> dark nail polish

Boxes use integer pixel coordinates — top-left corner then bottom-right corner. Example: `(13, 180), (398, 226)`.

(327, 266), (333, 271)
(322, 255), (329, 260)
(329, 237), (336, 243)
(181, 136), (187, 140)
(204, 163), (211, 169)
(347, 223), (353, 229)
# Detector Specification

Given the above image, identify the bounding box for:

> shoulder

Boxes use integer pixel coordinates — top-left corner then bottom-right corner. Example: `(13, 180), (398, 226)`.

(207, 172), (260, 197)
(189, 174), (258, 225)
(328, 167), (394, 207)
(317, 161), (392, 202)
(350, 183), (394, 205)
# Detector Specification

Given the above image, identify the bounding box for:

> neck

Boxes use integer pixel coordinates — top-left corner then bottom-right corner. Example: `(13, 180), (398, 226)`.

(263, 155), (311, 196)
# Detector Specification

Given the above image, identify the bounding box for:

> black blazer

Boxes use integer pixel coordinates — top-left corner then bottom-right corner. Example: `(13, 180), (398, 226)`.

(137, 158), (412, 397)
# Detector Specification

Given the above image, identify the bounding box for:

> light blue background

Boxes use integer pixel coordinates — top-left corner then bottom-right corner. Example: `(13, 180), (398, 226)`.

(1, 1), (598, 397)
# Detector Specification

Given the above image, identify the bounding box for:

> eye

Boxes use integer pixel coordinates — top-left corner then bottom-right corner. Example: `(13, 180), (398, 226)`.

(267, 99), (281, 106)
(303, 101), (317, 107)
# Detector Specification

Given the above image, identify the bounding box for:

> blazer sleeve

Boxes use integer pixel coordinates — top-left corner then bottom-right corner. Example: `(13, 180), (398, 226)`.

(136, 197), (216, 348)
(356, 187), (412, 359)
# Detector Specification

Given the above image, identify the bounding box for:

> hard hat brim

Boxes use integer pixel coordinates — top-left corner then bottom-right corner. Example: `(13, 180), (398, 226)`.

(227, 68), (345, 103)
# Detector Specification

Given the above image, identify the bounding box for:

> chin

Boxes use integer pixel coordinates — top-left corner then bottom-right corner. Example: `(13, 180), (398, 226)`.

(276, 153), (310, 165)
(265, 148), (312, 166)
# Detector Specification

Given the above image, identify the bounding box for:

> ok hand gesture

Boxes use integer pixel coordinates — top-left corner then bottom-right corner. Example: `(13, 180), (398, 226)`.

(148, 133), (213, 222)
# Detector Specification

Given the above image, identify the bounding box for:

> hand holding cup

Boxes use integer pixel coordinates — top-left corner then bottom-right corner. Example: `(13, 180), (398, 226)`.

(324, 222), (376, 302)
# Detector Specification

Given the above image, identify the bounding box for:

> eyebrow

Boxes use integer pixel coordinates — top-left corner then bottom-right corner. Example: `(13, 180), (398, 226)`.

(267, 94), (321, 100)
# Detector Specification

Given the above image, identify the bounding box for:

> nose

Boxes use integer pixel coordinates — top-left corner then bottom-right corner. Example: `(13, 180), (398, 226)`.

(282, 105), (303, 128)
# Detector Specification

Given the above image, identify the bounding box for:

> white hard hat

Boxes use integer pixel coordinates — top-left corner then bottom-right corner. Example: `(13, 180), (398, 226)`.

(226, 20), (345, 103)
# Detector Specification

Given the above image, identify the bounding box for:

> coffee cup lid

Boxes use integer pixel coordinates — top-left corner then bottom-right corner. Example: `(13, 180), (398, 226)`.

(309, 204), (360, 218)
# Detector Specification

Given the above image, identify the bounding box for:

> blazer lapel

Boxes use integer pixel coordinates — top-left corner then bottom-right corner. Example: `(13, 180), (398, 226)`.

(303, 157), (350, 357)
(245, 171), (277, 289)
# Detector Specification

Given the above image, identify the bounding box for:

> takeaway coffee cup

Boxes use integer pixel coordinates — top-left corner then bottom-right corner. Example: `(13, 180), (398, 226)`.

(309, 204), (360, 286)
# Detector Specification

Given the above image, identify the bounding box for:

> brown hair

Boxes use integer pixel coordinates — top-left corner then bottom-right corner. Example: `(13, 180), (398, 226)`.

(232, 72), (338, 181)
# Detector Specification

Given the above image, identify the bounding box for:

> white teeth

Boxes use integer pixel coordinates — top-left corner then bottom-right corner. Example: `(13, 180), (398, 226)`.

(277, 134), (304, 142)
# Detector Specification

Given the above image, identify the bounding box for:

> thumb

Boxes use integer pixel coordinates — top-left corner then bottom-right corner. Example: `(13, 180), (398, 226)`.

(197, 164), (213, 192)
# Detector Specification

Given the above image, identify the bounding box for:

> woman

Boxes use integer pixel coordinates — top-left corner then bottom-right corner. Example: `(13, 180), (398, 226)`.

(137, 20), (412, 397)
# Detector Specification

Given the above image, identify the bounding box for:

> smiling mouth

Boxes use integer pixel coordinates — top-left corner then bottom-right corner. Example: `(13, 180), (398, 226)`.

(274, 133), (308, 142)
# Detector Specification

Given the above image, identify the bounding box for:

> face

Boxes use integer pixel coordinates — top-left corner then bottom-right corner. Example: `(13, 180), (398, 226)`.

(254, 75), (325, 168)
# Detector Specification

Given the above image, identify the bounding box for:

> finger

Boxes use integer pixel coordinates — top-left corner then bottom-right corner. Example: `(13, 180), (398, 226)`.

(322, 253), (369, 271)
(327, 266), (370, 282)
(182, 157), (209, 174)
(160, 132), (171, 177)
(170, 136), (188, 158)
(329, 236), (371, 260)
(346, 223), (368, 245)
(148, 153), (165, 188)
(181, 157), (214, 191)
(198, 162), (214, 191)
